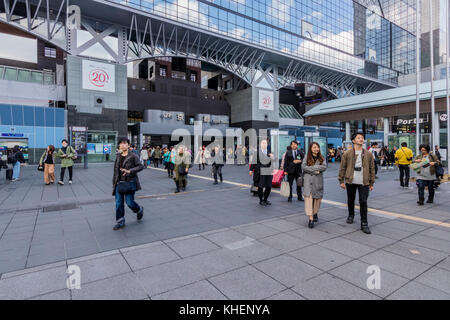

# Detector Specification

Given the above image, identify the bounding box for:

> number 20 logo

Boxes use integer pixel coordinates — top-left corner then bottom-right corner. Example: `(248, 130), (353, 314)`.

(89, 69), (109, 87)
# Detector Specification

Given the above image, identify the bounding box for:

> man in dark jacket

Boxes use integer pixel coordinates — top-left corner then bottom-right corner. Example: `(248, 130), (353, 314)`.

(250, 139), (274, 206)
(283, 140), (304, 202)
(112, 137), (144, 230)
(211, 145), (224, 185)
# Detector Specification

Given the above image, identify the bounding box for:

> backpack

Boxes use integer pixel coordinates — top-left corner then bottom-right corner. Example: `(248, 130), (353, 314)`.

(7, 152), (16, 164)
(71, 147), (78, 160)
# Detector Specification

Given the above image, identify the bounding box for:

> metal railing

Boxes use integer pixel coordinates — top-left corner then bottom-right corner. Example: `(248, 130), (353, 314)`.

(0, 65), (55, 85)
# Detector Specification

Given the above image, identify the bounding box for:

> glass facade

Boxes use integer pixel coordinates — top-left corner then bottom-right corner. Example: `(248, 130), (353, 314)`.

(114, 0), (416, 84)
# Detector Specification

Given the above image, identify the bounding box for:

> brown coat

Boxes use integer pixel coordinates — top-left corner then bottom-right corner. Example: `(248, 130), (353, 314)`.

(338, 148), (376, 187)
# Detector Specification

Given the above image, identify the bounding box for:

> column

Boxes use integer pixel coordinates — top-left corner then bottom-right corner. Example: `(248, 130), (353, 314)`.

(345, 122), (351, 141)
(434, 112), (440, 148)
(383, 117), (389, 147)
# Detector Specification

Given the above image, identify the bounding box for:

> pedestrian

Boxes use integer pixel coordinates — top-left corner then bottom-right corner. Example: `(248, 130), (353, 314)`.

(211, 145), (224, 184)
(174, 145), (191, 193)
(249, 139), (274, 206)
(280, 146), (291, 170)
(153, 146), (161, 168)
(57, 139), (75, 185)
(389, 147), (397, 170)
(195, 146), (207, 170)
(435, 145), (442, 162)
(338, 132), (375, 234)
(395, 142), (413, 189)
(414, 144), (440, 206)
(140, 146), (149, 169)
(10, 145), (26, 181)
(164, 146), (175, 177)
(112, 137), (144, 230)
(302, 142), (327, 228)
(283, 140), (304, 202)
(39, 145), (56, 185)
(369, 142), (380, 179)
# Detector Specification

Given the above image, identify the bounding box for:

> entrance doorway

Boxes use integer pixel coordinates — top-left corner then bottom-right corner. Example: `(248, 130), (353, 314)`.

(388, 134), (431, 154)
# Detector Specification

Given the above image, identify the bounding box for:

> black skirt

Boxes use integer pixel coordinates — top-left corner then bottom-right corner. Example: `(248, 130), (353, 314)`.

(258, 173), (273, 188)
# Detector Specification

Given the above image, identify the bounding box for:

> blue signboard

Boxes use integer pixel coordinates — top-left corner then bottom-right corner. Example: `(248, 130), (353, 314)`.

(103, 144), (112, 154)
(1, 133), (24, 137)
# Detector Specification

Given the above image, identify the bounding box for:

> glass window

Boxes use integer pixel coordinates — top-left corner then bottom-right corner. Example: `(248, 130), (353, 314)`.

(44, 47), (56, 58)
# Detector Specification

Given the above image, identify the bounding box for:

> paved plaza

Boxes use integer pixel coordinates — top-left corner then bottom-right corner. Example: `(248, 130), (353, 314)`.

(0, 163), (450, 300)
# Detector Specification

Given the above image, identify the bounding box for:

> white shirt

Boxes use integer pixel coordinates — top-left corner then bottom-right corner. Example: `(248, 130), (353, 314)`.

(353, 150), (364, 185)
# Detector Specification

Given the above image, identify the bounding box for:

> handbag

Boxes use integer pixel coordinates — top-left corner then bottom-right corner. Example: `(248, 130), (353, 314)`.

(296, 174), (304, 187)
(178, 164), (187, 176)
(435, 163), (444, 178)
(37, 164), (44, 171)
(280, 178), (290, 197)
(116, 180), (137, 193)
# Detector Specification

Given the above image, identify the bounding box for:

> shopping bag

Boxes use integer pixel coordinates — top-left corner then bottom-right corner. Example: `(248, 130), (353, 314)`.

(280, 180), (290, 197)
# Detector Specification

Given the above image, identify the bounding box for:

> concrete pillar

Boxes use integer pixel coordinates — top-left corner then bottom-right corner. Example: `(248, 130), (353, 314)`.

(345, 122), (351, 141)
(434, 112), (440, 148)
(383, 117), (389, 147)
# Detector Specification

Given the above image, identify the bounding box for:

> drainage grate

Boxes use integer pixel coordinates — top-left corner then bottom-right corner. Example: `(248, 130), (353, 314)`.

(43, 203), (78, 212)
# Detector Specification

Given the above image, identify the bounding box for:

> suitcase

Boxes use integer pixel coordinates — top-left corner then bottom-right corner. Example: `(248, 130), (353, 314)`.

(272, 169), (284, 188)
(6, 168), (13, 180)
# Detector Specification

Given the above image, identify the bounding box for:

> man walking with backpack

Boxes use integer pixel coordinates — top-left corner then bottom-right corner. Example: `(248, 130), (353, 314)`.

(395, 142), (413, 189)
(9, 145), (26, 181)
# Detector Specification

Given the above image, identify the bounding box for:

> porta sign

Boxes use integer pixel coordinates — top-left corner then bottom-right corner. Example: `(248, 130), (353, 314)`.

(259, 90), (274, 111)
(82, 59), (115, 93)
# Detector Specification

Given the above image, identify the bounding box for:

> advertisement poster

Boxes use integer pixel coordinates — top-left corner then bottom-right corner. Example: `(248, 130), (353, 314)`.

(87, 144), (96, 154)
(259, 90), (274, 111)
(71, 128), (87, 155)
(95, 143), (103, 154)
(82, 59), (115, 93)
(103, 144), (112, 154)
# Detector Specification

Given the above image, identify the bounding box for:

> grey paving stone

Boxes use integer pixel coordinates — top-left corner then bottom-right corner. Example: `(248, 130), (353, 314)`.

(254, 254), (322, 287)
(204, 229), (248, 247)
(359, 250), (431, 279)
(26, 253), (67, 269)
(232, 223), (281, 239)
(402, 234), (450, 254)
(261, 219), (302, 232)
(225, 240), (281, 264)
(152, 280), (228, 300)
(122, 243), (180, 271)
(418, 228), (450, 242)
(209, 266), (286, 300)
(415, 267), (450, 294)
(65, 245), (101, 259)
(28, 289), (71, 300)
(318, 237), (376, 259)
(387, 281), (450, 300)
(71, 273), (148, 300)
(436, 256), (450, 272)
(342, 231), (397, 249)
(368, 224), (414, 240)
(0, 266), (67, 300)
(329, 260), (410, 298)
(383, 241), (449, 265)
(289, 245), (353, 271)
(0, 257), (27, 274)
(68, 253), (131, 284)
(313, 221), (356, 236)
(266, 289), (305, 300)
(291, 273), (379, 300)
(166, 236), (219, 258)
(259, 233), (312, 253)
(286, 228), (337, 243)
(380, 220), (428, 233)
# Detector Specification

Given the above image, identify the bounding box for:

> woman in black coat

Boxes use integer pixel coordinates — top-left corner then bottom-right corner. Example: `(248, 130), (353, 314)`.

(249, 139), (274, 206)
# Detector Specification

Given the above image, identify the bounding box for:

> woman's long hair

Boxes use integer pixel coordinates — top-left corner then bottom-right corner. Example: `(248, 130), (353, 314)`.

(48, 145), (55, 155)
(306, 142), (325, 166)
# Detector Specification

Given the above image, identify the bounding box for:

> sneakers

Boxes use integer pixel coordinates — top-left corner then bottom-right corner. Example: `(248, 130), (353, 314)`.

(58, 181), (64, 185)
(137, 206), (144, 221)
(11, 178), (18, 182)
(361, 223), (372, 234)
(113, 222), (125, 230)
(346, 216), (354, 224)
(69, 180), (73, 185)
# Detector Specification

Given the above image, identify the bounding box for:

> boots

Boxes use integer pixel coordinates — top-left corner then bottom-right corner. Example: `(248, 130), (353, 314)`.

(313, 214), (318, 223)
(417, 197), (425, 206)
(346, 215), (354, 224)
(427, 191), (435, 204)
(361, 222), (371, 234)
(174, 180), (181, 193)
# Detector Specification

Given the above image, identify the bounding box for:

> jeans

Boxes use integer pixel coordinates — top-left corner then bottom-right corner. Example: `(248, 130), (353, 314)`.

(60, 166), (73, 181)
(12, 161), (20, 179)
(287, 173), (302, 199)
(115, 187), (141, 223)
(399, 164), (410, 187)
(417, 179), (435, 201)
(212, 165), (223, 181)
(346, 184), (370, 224)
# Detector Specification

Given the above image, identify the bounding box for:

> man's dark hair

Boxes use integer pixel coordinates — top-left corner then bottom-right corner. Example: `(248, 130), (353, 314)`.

(419, 144), (430, 153)
(290, 140), (298, 146)
(62, 139), (68, 144)
(118, 137), (130, 146)
(351, 132), (365, 141)
(401, 142), (407, 147)
(371, 142), (378, 147)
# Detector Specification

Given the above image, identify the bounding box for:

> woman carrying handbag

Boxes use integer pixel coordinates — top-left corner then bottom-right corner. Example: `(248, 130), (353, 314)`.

(39, 145), (56, 185)
(302, 142), (327, 229)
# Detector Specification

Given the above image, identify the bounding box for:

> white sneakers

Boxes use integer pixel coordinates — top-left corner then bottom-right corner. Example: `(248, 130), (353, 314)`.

(69, 180), (72, 184)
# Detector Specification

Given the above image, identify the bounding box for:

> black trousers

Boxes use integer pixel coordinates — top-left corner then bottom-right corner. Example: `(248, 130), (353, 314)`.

(154, 158), (159, 168)
(198, 163), (205, 170)
(287, 173), (302, 199)
(398, 164), (410, 187)
(346, 184), (369, 224)
(258, 187), (271, 202)
(167, 163), (174, 176)
(417, 179), (435, 201)
(60, 166), (73, 181)
(374, 162), (378, 175)
(212, 165), (223, 181)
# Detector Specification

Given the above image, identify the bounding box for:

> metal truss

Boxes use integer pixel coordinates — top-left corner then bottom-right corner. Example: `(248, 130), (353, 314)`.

(0, 0), (390, 96)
